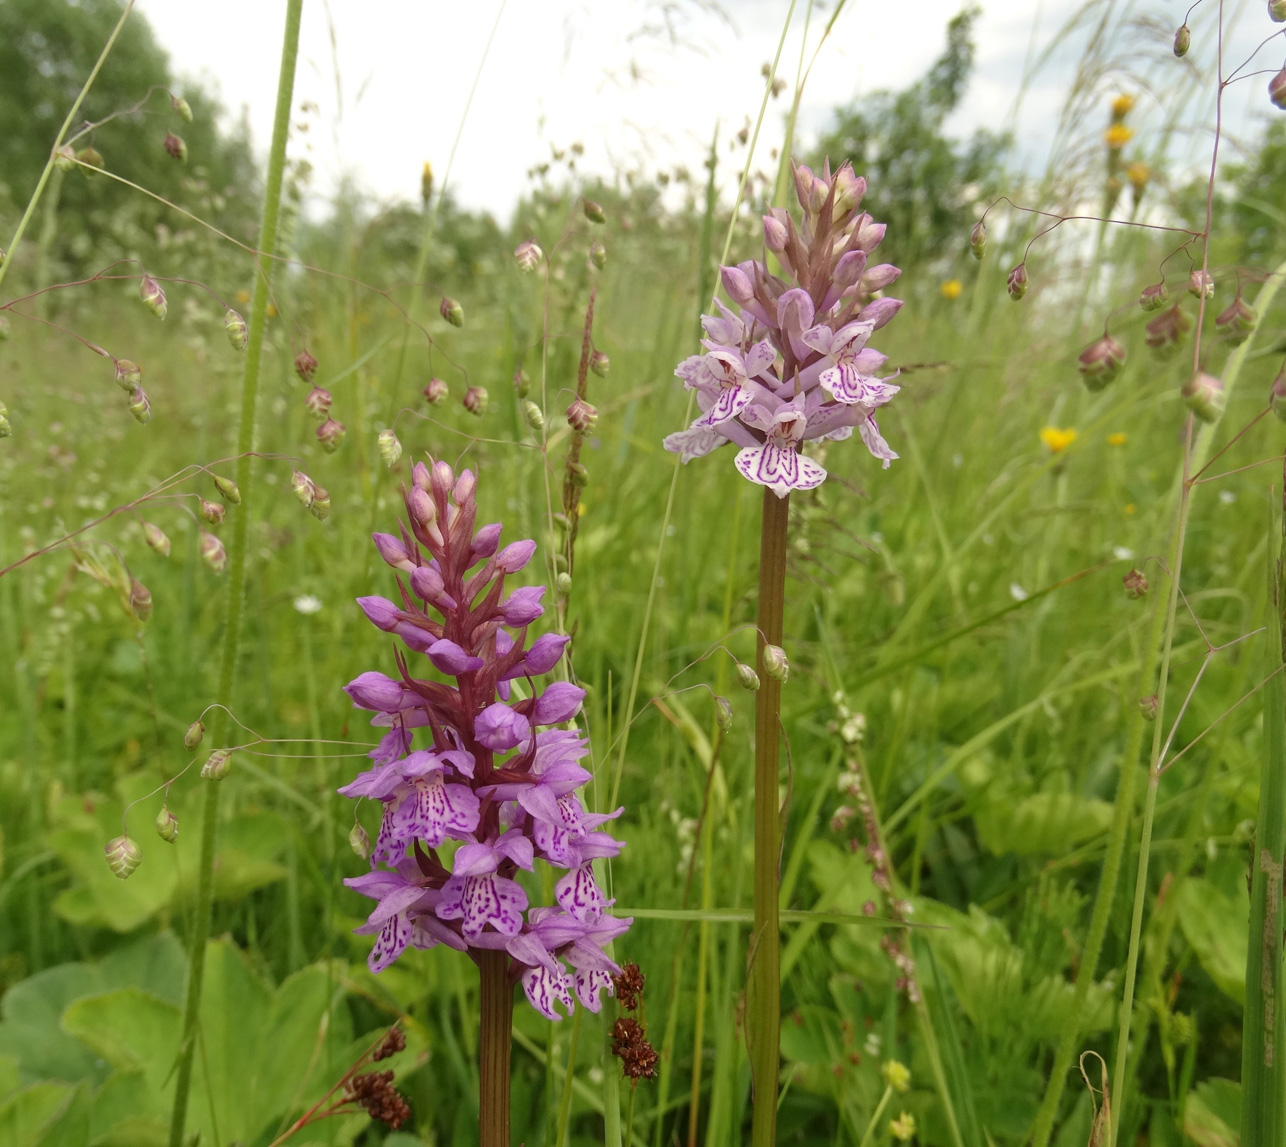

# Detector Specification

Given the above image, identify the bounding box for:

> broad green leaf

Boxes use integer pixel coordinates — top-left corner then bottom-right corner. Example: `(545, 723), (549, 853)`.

(0, 964), (106, 1085)
(61, 990), (180, 1097)
(0, 1082), (75, 1147)
(31, 1079), (90, 1147)
(975, 791), (1113, 857)
(1184, 1078), (1241, 1147)
(0, 1052), (19, 1102)
(1176, 879), (1248, 1004)
(88, 1071), (165, 1144)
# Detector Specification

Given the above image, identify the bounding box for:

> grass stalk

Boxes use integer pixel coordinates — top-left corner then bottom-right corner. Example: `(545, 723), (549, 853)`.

(166, 5), (303, 1143)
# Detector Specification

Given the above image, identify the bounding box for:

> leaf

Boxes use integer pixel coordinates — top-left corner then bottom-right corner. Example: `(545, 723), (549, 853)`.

(0, 964), (107, 1085)
(1175, 880), (1248, 1004)
(61, 991), (180, 1098)
(1183, 1078), (1241, 1147)
(0, 1082), (76, 1147)
(975, 792), (1113, 857)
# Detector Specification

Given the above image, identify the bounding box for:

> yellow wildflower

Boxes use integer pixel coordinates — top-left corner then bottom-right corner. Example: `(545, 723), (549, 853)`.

(1126, 162), (1150, 191)
(1112, 93), (1135, 118)
(890, 1112), (917, 1142)
(1040, 426), (1078, 454)
(1107, 432), (1127, 446)
(1105, 124), (1134, 149)
(235, 288), (251, 305)
(882, 1061), (912, 1093)
(1125, 503), (1136, 515)
(940, 279), (963, 300)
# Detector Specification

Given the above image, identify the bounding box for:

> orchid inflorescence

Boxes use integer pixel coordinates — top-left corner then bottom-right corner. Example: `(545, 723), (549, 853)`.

(664, 160), (904, 497)
(339, 458), (630, 1021)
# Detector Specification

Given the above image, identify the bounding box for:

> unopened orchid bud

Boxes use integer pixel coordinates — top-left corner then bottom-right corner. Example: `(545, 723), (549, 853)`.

(114, 359), (142, 390)
(1273, 367), (1286, 422)
(1216, 296), (1257, 342)
(1181, 371), (1226, 422)
(410, 563), (446, 601)
(201, 749), (231, 780)
(1272, 66), (1286, 110)
(720, 264), (755, 307)
(590, 351), (610, 378)
(589, 241), (607, 269)
(213, 475), (240, 504)
(861, 264), (902, 293)
(522, 400), (544, 432)
(317, 418), (346, 453)
(424, 377), (448, 405)
(295, 350), (318, 382)
(1123, 568), (1149, 599)
(163, 132), (188, 162)
(1139, 694), (1158, 721)
(583, 198), (606, 224)
(763, 644), (790, 683)
(143, 521), (171, 556)
(762, 214), (789, 254)
(1146, 304), (1191, 356)
(199, 498), (225, 525)
(224, 309), (248, 350)
(567, 397), (598, 433)
(1273, 0), (1286, 21)
(129, 578), (153, 622)
(832, 250), (867, 292)
(349, 822), (372, 860)
(567, 461), (588, 488)
(305, 385), (332, 420)
(309, 484), (331, 521)
(408, 485), (437, 532)
(127, 387), (152, 424)
(1139, 282), (1169, 312)
(290, 470), (316, 508)
(172, 94), (193, 121)
(430, 459), (455, 501)
(377, 428), (403, 467)
(1173, 24), (1191, 55)
(184, 719), (205, 750)
(1077, 334), (1127, 391)
(1188, 268), (1215, 299)
(105, 835), (142, 879)
(373, 532), (414, 572)
(1007, 264), (1029, 301)
(155, 805), (179, 842)
(513, 369), (530, 398)
(514, 238), (543, 271)
(833, 167), (866, 215)
(969, 219), (987, 260)
(139, 274), (167, 320)
(463, 386), (488, 416)
(715, 696), (734, 732)
(556, 572), (573, 596)
(736, 662), (761, 691)
(453, 469), (477, 504)
(792, 163), (816, 212)
(198, 530), (227, 572)
(440, 296), (464, 327)
(77, 146), (104, 171)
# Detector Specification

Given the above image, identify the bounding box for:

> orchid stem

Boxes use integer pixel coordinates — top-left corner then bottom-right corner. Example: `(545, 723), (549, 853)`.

(478, 949), (514, 1147)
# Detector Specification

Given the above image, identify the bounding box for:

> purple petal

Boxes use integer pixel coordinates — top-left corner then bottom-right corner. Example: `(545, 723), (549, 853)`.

(372, 532), (414, 572)
(533, 681), (585, 725)
(663, 424), (727, 462)
(522, 963), (575, 1020)
(495, 831), (535, 870)
(410, 564), (446, 602)
(734, 442), (827, 498)
(344, 671), (411, 712)
(502, 585), (546, 626)
(471, 523), (503, 561)
(496, 539), (536, 573)
(556, 864), (606, 924)
(475, 703), (532, 751)
(523, 633), (570, 675)
(366, 912), (411, 972)
(428, 638), (485, 675)
(451, 842), (500, 878)
(357, 596), (400, 632)
(573, 969), (615, 1011)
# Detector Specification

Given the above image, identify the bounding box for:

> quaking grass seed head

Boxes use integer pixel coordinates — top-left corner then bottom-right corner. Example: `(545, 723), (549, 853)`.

(201, 749), (231, 781)
(439, 296), (464, 327)
(295, 350), (318, 382)
(199, 498), (225, 525)
(1139, 281), (1169, 312)
(291, 469), (316, 508)
(305, 385), (333, 420)
(1174, 23), (1191, 55)
(213, 475), (240, 503)
(105, 835), (142, 879)
(317, 418), (347, 453)
(969, 219), (987, 259)
(377, 428), (403, 467)
(224, 309), (248, 350)
(143, 521), (171, 556)
(139, 274), (167, 320)
(463, 386), (488, 416)
(1077, 334), (1126, 391)
(1181, 371), (1226, 422)
(198, 530), (227, 572)
(155, 805), (179, 843)
(1007, 263), (1028, 301)
(309, 485), (332, 521)
(129, 578), (153, 622)
(114, 359), (142, 390)
(127, 387), (152, 424)
(163, 132), (188, 162)
(184, 720), (205, 750)
(514, 239), (543, 271)
(424, 377), (448, 405)
(171, 93), (193, 121)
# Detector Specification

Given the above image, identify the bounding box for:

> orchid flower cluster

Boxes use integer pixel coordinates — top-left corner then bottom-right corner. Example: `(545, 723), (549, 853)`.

(340, 459), (629, 1021)
(664, 161), (904, 497)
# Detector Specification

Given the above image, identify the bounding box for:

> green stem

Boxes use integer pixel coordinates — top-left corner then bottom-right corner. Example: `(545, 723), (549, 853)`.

(478, 950), (514, 1147)
(0, 1), (133, 297)
(858, 1085), (894, 1147)
(166, 6), (302, 1144)
(555, 1008), (583, 1147)
(750, 489), (789, 1147)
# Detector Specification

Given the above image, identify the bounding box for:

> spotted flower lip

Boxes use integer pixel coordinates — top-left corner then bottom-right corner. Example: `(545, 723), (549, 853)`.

(664, 160), (903, 494)
(339, 460), (629, 1018)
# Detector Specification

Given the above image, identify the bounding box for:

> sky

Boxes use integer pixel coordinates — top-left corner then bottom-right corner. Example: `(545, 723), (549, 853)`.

(138, 0), (1282, 221)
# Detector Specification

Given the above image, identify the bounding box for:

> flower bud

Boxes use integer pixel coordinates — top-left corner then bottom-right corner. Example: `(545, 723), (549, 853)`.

(1077, 334), (1126, 391)
(184, 720), (205, 750)
(155, 805), (179, 843)
(104, 835), (142, 879)
(77, 146), (104, 171)
(1139, 282), (1169, 312)
(1139, 694), (1158, 721)
(522, 400), (544, 432)
(421, 160), (434, 205)
(1145, 304), (1191, 356)
(201, 749), (231, 780)
(317, 418), (346, 453)
(295, 350), (318, 382)
(1273, 0), (1286, 21)
(199, 497), (225, 525)
(763, 644), (790, 683)
(309, 485), (331, 521)
(172, 94), (193, 121)
(349, 822), (372, 860)
(512, 369), (530, 398)
(514, 239), (543, 271)
(589, 241), (607, 269)
(1007, 264), (1029, 301)
(1216, 295), (1257, 343)
(1122, 568), (1149, 599)
(139, 274), (167, 320)
(163, 132), (188, 162)
(715, 696), (734, 732)
(224, 309), (248, 350)
(721, 264), (756, 307)
(114, 359), (142, 390)
(374, 532), (414, 571)
(792, 163), (816, 212)
(440, 296), (464, 327)
(763, 213), (788, 252)
(1188, 269), (1215, 299)
(213, 475), (240, 504)
(1272, 66), (1286, 110)
(463, 386), (488, 416)
(290, 470), (316, 508)
(1272, 366), (1286, 422)
(424, 377), (448, 405)
(143, 521), (171, 557)
(583, 198), (606, 224)
(127, 387), (152, 424)
(305, 385), (332, 420)
(969, 219), (986, 260)
(833, 168), (866, 215)
(590, 351), (610, 378)
(1181, 371), (1226, 422)
(199, 530), (227, 572)
(1173, 24), (1191, 55)
(129, 578), (153, 622)
(556, 572), (573, 596)
(736, 662), (761, 691)
(567, 397), (598, 433)
(377, 428), (403, 467)
(430, 459), (455, 501)
(408, 486), (437, 533)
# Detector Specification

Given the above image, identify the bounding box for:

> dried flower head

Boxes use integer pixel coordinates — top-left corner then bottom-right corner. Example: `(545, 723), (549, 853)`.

(612, 963), (646, 1011)
(345, 1070), (411, 1129)
(611, 1018), (658, 1080)
(295, 350), (319, 382)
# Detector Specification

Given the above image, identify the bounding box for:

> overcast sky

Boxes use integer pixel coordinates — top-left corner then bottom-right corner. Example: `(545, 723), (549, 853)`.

(138, 0), (1281, 220)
